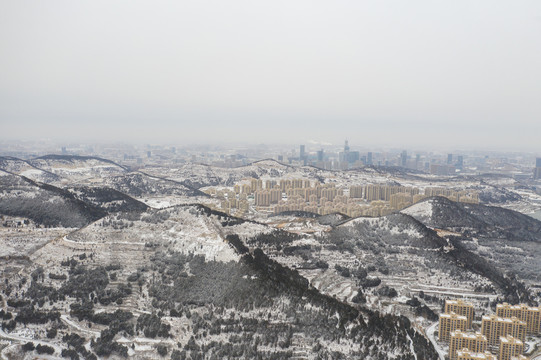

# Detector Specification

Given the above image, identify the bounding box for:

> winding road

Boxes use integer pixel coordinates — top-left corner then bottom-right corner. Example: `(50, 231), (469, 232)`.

(426, 321), (445, 360)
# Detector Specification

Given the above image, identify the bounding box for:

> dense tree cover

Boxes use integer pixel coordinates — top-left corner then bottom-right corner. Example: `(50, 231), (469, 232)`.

(60, 266), (109, 299)
(68, 186), (148, 213)
(0, 173), (106, 227)
(145, 246), (438, 359)
(22, 342), (34, 352)
(136, 314), (170, 338)
(15, 305), (60, 325)
(36, 344), (55, 355)
(448, 238), (534, 304)
(91, 330), (128, 358)
(62, 333), (96, 360)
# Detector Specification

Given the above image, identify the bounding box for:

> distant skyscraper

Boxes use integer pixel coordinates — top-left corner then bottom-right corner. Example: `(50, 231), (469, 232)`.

(299, 145), (305, 160)
(448, 154), (453, 164)
(317, 150), (324, 161)
(339, 140), (358, 165)
(534, 157), (541, 179)
(61, 146), (67, 154)
(367, 152), (373, 165)
(400, 150), (407, 167)
(457, 155), (464, 170)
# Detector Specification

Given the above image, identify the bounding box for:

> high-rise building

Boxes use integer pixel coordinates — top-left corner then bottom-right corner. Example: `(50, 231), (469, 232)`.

(299, 145), (305, 160)
(449, 331), (487, 360)
(401, 150), (407, 167)
(534, 157), (541, 179)
(339, 140), (359, 164)
(349, 185), (363, 199)
(457, 155), (464, 169)
(269, 188), (282, 204)
(254, 190), (270, 206)
(446, 300), (475, 328)
(367, 152), (373, 165)
(390, 193), (413, 210)
(496, 303), (540, 335)
(481, 315), (526, 347)
(317, 150), (324, 161)
(456, 350), (497, 360)
(498, 335), (524, 360)
(448, 154), (453, 164)
(439, 312), (468, 341)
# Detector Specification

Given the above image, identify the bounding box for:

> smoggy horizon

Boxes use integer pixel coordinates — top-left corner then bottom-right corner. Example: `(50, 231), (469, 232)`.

(1, 1), (541, 151)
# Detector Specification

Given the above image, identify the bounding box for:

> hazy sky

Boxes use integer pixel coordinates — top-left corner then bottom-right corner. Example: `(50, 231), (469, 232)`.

(1, 1), (540, 150)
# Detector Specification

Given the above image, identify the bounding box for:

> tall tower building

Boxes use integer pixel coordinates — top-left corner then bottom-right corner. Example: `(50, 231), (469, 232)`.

(445, 299), (475, 328)
(534, 157), (541, 179)
(299, 145), (305, 160)
(439, 312), (468, 341)
(401, 150), (407, 167)
(448, 154), (453, 164)
(457, 155), (464, 169)
(449, 331), (487, 360)
(367, 152), (373, 165)
(496, 303), (540, 335)
(498, 335), (524, 360)
(481, 315), (526, 347)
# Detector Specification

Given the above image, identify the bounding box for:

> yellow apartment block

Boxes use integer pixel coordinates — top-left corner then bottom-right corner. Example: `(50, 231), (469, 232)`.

(499, 335), (524, 360)
(349, 185), (363, 198)
(269, 188), (281, 204)
(446, 299), (475, 328)
(390, 193), (413, 210)
(457, 350), (497, 360)
(439, 313), (468, 341)
(265, 180), (277, 189)
(496, 303), (540, 335)
(449, 331), (488, 360)
(481, 315), (526, 348)
(254, 190), (270, 206)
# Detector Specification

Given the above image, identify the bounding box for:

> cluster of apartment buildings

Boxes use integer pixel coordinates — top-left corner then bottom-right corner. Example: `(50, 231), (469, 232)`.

(438, 300), (540, 360)
(353, 185), (479, 205)
(206, 177), (479, 218)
